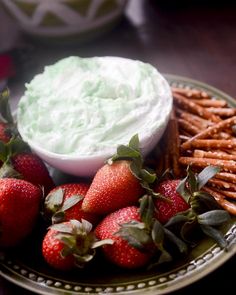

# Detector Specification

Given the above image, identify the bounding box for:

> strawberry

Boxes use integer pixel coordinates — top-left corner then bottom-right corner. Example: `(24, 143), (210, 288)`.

(154, 179), (190, 224)
(0, 139), (54, 194)
(42, 219), (113, 271)
(95, 206), (155, 269)
(82, 135), (157, 215)
(156, 167), (231, 248)
(0, 89), (54, 194)
(10, 152), (55, 194)
(0, 88), (16, 143)
(82, 161), (144, 214)
(0, 122), (11, 143)
(0, 178), (42, 247)
(44, 183), (97, 225)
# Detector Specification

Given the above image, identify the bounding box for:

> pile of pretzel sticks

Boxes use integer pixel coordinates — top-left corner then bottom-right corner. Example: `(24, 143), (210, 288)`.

(156, 86), (236, 215)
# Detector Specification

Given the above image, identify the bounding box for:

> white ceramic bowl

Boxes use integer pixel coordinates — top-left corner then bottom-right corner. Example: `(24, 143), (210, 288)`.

(18, 124), (169, 177)
(17, 57), (173, 177)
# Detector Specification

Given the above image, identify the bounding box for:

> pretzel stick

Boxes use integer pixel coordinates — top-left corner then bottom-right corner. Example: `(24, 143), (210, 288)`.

(206, 107), (236, 117)
(222, 149), (236, 155)
(176, 109), (213, 129)
(193, 149), (236, 161)
(191, 99), (227, 108)
(179, 156), (236, 173)
(220, 190), (236, 200)
(171, 87), (211, 99)
(183, 139), (236, 149)
(208, 178), (236, 190)
(203, 186), (236, 215)
(181, 116), (236, 150)
(168, 109), (181, 177)
(215, 172), (236, 184)
(173, 93), (221, 123)
(212, 132), (233, 140)
(178, 118), (201, 135)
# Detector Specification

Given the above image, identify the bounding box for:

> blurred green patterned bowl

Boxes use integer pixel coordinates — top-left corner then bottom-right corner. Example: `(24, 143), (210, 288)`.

(1, 0), (127, 42)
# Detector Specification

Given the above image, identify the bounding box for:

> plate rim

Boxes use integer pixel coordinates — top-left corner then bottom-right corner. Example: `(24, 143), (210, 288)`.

(1, 74), (236, 295)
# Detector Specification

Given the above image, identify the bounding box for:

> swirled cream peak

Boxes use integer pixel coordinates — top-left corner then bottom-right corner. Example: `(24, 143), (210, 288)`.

(17, 56), (172, 156)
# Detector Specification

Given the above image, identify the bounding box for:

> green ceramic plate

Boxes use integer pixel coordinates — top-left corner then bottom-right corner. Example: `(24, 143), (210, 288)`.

(0, 75), (236, 295)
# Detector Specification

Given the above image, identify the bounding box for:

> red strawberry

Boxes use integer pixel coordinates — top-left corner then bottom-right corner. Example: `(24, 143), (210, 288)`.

(154, 179), (190, 224)
(0, 122), (11, 143)
(44, 183), (97, 225)
(42, 219), (112, 271)
(10, 153), (55, 194)
(95, 206), (155, 269)
(82, 161), (144, 214)
(0, 178), (42, 247)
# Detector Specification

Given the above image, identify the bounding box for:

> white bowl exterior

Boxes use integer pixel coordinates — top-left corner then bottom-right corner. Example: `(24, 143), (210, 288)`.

(21, 108), (171, 177)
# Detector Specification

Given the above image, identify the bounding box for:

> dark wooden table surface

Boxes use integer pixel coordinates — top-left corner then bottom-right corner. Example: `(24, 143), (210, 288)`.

(0, 0), (236, 294)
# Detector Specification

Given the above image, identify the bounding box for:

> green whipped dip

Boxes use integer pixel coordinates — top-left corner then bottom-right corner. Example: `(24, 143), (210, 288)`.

(17, 56), (172, 156)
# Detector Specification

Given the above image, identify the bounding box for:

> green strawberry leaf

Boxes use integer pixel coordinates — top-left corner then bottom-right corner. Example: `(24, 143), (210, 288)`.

(197, 166), (221, 190)
(57, 234), (76, 250)
(117, 145), (140, 159)
(61, 195), (83, 211)
(157, 249), (172, 264)
(80, 219), (93, 234)
(151, 219), (164, 248)
(61, 245), (73, 258)
(187, 166), (198, 193)
(121, 221), (146, 230)
(45, 188), (64, 213)
(164, 228), (188, 254)
(176, 175), (192, 203)
(0, 161), (22, 179)
(0, 141), (8, 162)
(128, 134), (140, 152)
(200, 224), (227, 248)
(130, 160), (142, 180)
(165, 212), (191, 228)
(116, 223), (151, 251)
(7, 137), (30, 156)
(52, 211), (65, 224)
(74, 252), (95, 267)
(197, 210), (230, 226)
(92, 239), (114, 248)
(0, 88), (14, 124)
(193, 191), (221, 210)
(180, 218), (198, 244)
(139, 195), (156, 228)
(50, 222), (73, 234)
(140, 168), (156, 184)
